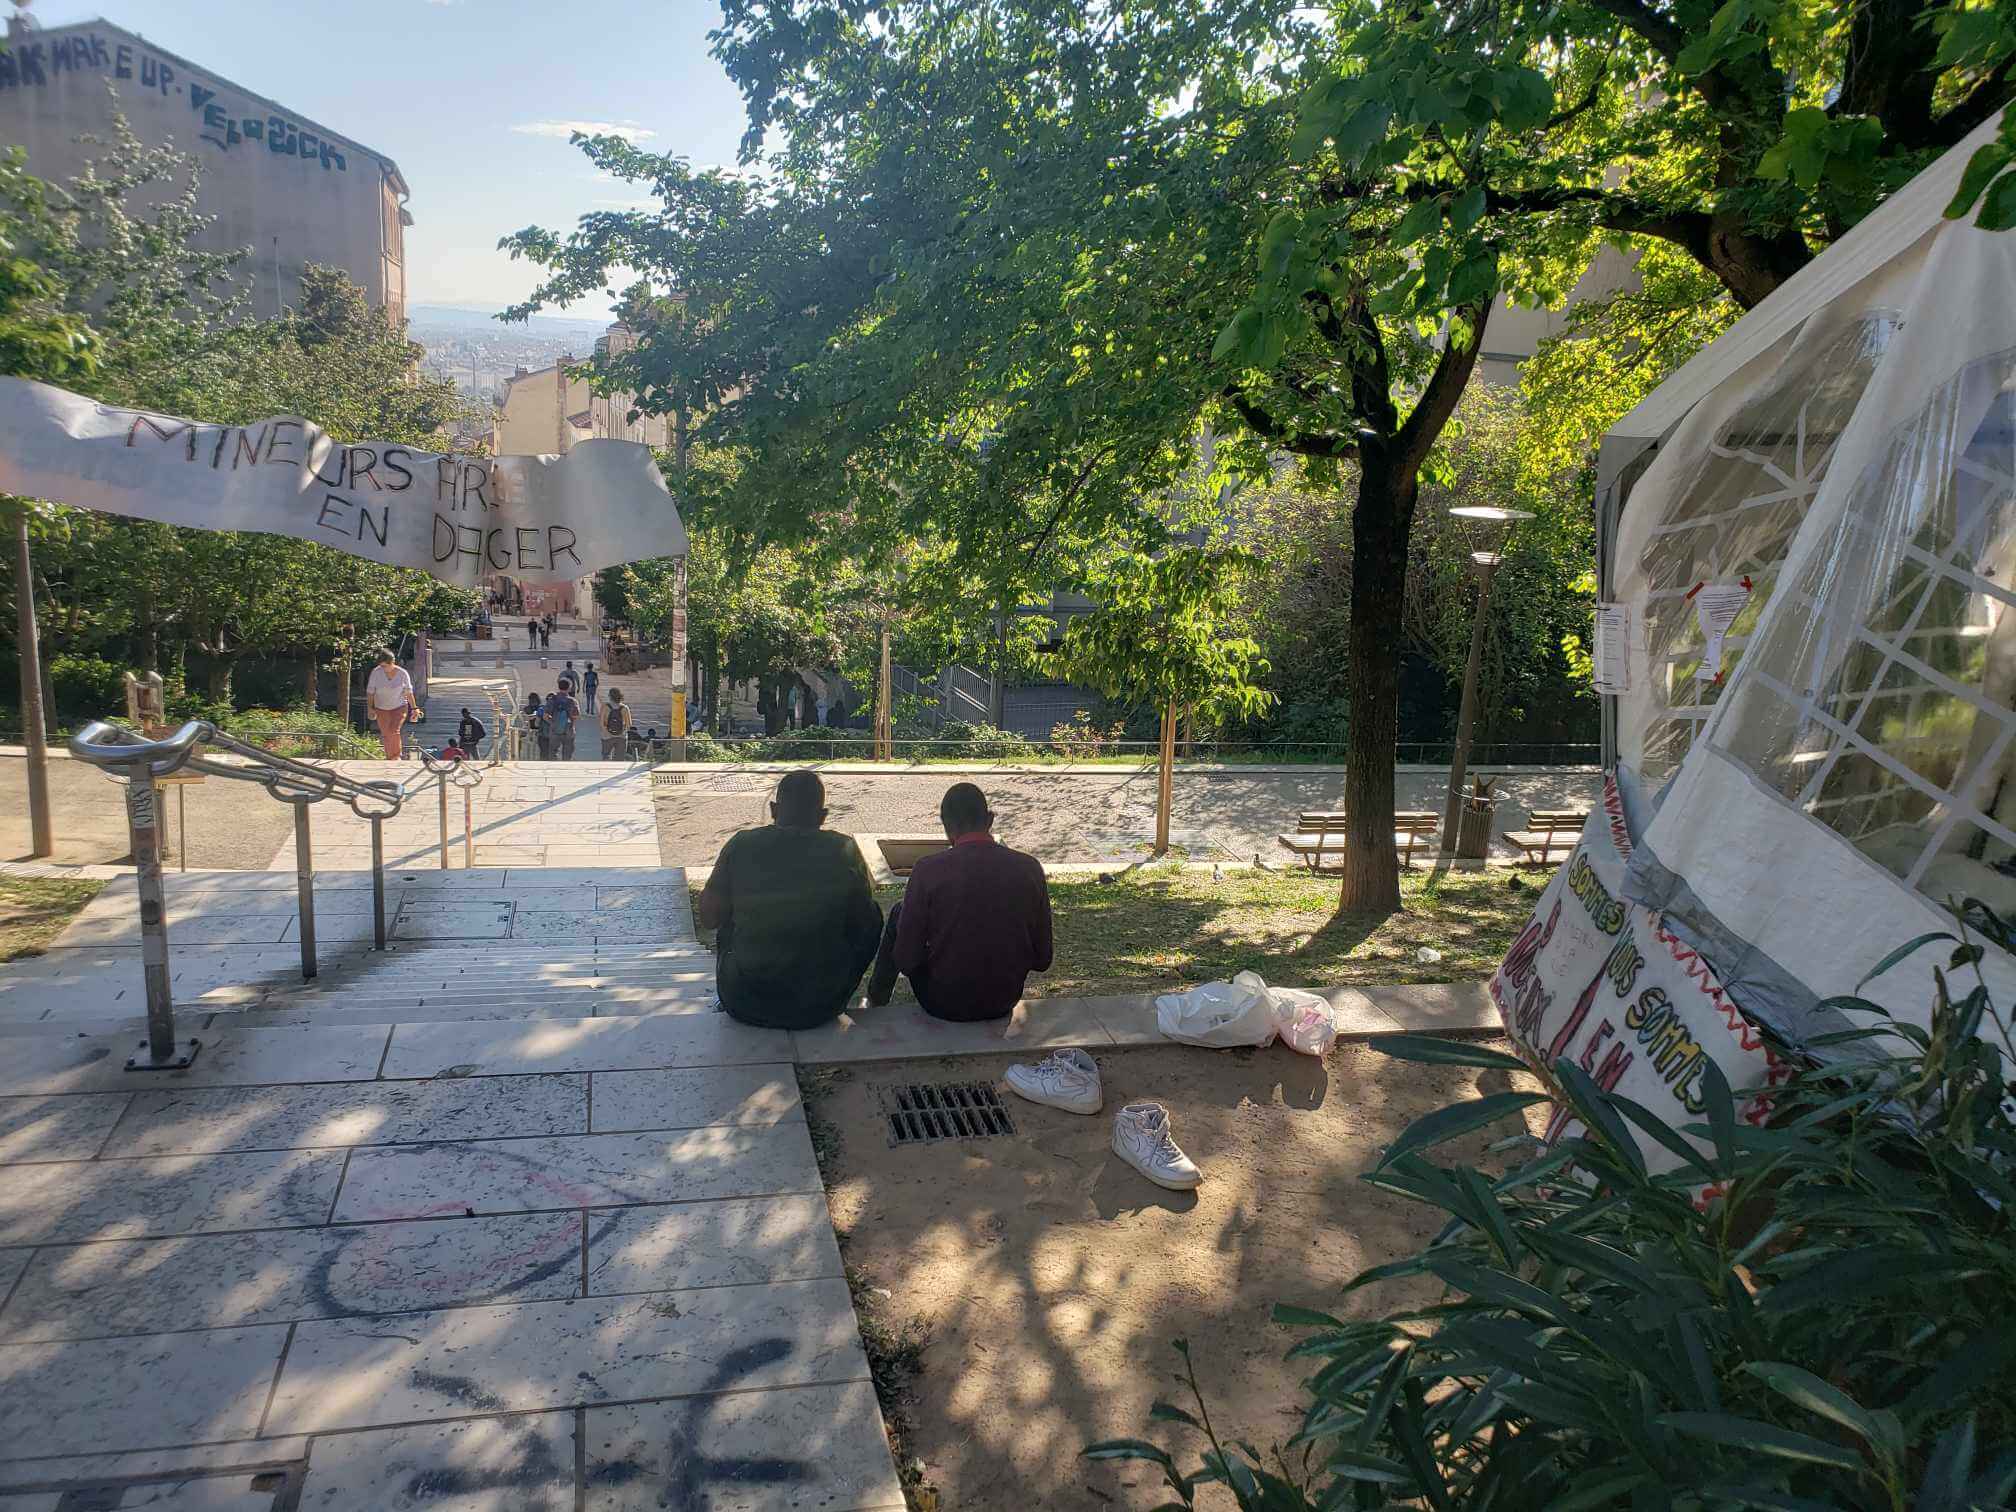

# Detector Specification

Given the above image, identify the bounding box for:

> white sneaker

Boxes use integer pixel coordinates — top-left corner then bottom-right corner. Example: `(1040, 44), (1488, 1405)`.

(1002, 1048), (1103, 1115)
(1112, 1102), (1202, 1189)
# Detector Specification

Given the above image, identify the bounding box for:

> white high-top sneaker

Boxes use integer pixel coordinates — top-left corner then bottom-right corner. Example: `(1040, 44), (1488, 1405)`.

(1002, 1048), (1103, 1115)
(1112, 1102), (1202, 1189)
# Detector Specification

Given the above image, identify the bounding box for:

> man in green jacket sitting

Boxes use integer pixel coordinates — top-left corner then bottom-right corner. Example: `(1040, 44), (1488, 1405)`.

(696, 770), (883, 1030)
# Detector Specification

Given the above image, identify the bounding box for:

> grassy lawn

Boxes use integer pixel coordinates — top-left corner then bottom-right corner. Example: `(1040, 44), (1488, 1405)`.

(852, 863), (1533, 997)
(0, 876), (104, 962)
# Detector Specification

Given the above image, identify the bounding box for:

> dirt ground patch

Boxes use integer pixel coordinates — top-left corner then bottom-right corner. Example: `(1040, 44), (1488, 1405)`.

(0, 875), (105, 961)
(804, 1040), (1540, 1511)
(0, 756), (294, 868)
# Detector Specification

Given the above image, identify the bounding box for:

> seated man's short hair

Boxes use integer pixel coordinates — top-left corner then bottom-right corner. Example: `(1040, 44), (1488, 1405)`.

(940, 781), (992, 833)
(775, 769), (826, 825)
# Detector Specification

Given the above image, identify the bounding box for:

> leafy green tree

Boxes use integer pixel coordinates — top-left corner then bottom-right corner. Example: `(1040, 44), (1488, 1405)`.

(1061, 546), (1272, 849)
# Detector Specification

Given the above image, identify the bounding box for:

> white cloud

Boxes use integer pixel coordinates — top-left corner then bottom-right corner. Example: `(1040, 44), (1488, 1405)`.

(512, 120), (656, 144)
(425, 0), (459, 7)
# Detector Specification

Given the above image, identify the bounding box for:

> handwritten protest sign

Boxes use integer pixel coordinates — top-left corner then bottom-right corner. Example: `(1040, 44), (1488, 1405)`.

(1489, 771), (1789, 1184)
(0, 377), (687, 585)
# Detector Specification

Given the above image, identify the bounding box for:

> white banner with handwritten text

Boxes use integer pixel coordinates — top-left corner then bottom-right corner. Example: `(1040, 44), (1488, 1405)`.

(0, 377), (688, 585)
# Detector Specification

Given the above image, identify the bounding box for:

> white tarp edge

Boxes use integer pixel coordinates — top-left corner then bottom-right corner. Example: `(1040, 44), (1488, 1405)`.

(0, 376), (688, 585)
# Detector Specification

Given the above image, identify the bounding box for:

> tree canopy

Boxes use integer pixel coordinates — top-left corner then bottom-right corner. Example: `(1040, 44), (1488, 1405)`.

(505, 0), (2012, 905)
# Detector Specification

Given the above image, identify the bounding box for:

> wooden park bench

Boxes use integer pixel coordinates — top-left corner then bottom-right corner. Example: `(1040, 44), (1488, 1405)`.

(1277, 810), (1440, 872)
(1506, 810), (1588, 866)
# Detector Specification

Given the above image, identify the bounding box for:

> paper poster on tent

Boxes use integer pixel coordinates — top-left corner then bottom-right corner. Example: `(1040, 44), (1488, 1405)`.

(1592, 603), (1631, 695)
(0, 377), (688, 588)
(1488, 771), (1788, 1177)
(1690, 582), (1750, 682)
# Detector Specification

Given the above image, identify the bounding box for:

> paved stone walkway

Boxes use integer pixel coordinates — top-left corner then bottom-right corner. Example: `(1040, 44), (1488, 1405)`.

(266, 763), (663, 872)
(0, 867), (905, 1511)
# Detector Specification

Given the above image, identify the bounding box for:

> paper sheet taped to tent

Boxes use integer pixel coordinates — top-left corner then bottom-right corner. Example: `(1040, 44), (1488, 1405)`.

(0, 376), (689, 585)
(1489, 770), (1788, 1177)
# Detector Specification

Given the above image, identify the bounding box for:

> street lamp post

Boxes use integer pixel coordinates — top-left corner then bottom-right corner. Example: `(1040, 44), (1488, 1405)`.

(1440, 506), (1533, 858)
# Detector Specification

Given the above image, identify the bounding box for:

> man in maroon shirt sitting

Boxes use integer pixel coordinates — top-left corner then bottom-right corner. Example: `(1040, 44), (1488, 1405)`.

(865, 782), (1053, 1021)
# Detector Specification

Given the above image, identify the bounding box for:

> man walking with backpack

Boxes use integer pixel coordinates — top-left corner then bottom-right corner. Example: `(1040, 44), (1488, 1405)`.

(543, 684), (580, 760)
(601, 688), (633, 759)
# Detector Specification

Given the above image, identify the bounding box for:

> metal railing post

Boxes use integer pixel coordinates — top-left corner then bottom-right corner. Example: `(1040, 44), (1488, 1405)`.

(371, 815), (387, 949)
(123, 764), (195, 1069)
(294, 802), (317, 980)
(438, 777), (450, 869)
(464, 784), (474, 868)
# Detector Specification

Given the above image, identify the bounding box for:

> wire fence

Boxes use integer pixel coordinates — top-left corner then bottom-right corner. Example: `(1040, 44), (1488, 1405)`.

(4, 724), (1601, 769)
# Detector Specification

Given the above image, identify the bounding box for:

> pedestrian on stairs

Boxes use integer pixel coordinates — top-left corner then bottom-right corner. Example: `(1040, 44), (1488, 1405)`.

(527, 692), (551, 761)
(544, 685), (581, 760)
(365, 649), (421, 760)
(601, 688), (632, 758)
(582, 664), (599, 713)
(526, 621), (538, 652)
(456, 707), (487, 759)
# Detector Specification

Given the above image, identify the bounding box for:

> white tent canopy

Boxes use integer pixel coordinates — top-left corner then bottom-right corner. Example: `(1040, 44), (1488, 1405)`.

(1594, 113), (2016, 1048)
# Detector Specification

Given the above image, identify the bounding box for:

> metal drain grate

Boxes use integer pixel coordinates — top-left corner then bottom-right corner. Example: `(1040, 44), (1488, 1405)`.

(878, 1081), (1017, 1145)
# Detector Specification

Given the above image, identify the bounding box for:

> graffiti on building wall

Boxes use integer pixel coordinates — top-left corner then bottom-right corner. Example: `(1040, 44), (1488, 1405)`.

(0, 32), (349, 173)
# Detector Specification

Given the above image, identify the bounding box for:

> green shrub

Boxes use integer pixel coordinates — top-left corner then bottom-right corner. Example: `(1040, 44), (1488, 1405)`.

(681, 729), (736, 762)
(1091, 908), (2016, 1509)
(220, 707), (376, 759)
(48, 655), (129, 717)
(751, 724), (868, 759)
(924, 718), (1035, 758)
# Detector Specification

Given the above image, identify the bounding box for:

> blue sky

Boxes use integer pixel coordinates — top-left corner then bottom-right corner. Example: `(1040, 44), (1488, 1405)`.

(33, 0), (751, 316)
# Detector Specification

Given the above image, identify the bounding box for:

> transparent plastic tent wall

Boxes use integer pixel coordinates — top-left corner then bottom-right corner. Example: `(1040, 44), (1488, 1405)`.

(1597, 113), (2016, 1052)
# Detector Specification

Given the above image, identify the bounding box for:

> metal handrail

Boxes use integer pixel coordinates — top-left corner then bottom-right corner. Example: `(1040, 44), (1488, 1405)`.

(67, 718), (486, 1072)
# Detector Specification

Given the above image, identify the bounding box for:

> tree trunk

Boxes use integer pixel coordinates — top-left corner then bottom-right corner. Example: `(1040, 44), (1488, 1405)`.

(336, 652), (354, 731)
(303, 654), (319, 709)
(988, 600), (1007, 729)
(136, 590), (158, 673)
(1155, 701), (1176, 855)
(1701, 213), (1813, 311)
(1338, 453), (1417, 913)
(206, 656), (236, 705)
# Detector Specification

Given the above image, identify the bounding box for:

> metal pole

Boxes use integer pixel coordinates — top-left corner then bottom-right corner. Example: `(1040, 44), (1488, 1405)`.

(177, 783), (187, 874)
(438, 777), (450, 869)
(124, 766), (194, 1069)
(14, 511), (52, 858)
(1441, 559), (1498, 855)
(463, 783), (474, 868)
(294, 803), (317, 980)
(1155, 701), (1175, 855)
(371, 816), (386, 949)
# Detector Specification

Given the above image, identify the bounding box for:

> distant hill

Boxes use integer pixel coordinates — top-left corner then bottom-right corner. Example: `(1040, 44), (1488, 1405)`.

(408, 304), (609, 338)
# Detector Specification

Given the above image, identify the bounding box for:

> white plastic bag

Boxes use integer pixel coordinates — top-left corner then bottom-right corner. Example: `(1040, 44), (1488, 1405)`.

(1155, 970), (1278, 1048)
(1269, 987), (1338, 1057)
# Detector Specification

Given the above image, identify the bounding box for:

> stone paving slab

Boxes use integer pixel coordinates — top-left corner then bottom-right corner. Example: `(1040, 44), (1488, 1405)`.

(0, 1094), (130, 1163)
(108, 1075), (587, 1157)
(297, 1412), (576, 1510)
(332, 1124), (821, 1222)
(1352, 980), (1499, 1031)
(0, 1323), (291, 1459)
(53, 913), (294, 949)
(0, 1147), (346, 1243)
(380, 1017), (788, 1080)
(265, 1279), (869, 1435)
(0, 1211), (587, 1341)
(790, 996), (1116, 1064)
(390, 906), (515, 942)
(583, 1381), (907, 1510)
(0, 1026), (392, 1097)
(588, 1068), (801, 1133)
(0, 1438), (309, 1498)
(586, 1196), (840, 1295)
